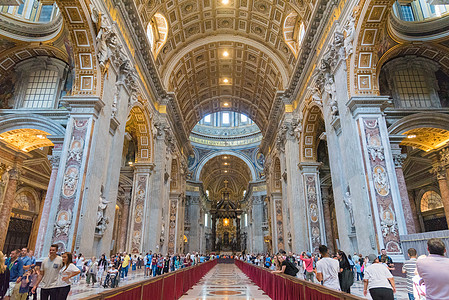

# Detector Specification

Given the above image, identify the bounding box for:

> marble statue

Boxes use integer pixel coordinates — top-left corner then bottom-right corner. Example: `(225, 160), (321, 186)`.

(344, 191), (355, 226)
(96, 186), (110, 235)
(344, 15), (355, 59)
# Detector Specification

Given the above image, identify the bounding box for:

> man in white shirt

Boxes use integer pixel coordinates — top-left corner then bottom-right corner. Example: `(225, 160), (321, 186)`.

(316, 245), (340, 290)
(32, 244), (63, 300)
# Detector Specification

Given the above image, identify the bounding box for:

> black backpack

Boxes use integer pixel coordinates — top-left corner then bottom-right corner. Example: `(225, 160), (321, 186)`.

(284, 259), (299, 276)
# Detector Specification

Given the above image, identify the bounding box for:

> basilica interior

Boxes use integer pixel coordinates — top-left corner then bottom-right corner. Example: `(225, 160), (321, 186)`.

(0, 0), (449, 264)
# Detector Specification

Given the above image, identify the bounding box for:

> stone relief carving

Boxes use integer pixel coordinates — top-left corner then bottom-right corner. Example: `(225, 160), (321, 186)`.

(48, 153), (61, 169)
(440, 147), (449, 165)
(308, 86), (323, 107)
(366, 133), (385, 161)
(62, 167), (79, 197)
(55, 209), (72, 236)
(373, 165), (390, 196)
(67, 137), (84, 162)
(431, 164), (447, 180)
(392, 153), (407, 168)
(380, 205), (399, 238)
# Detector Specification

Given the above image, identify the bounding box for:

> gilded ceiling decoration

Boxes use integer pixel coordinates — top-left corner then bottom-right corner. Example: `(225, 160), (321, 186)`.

(401, 128), (449, 152)
(0, 128), (54, 152)
(169, 41), (285, 131)
(137, 0), (306, 132)
(200, 154), (252, 198)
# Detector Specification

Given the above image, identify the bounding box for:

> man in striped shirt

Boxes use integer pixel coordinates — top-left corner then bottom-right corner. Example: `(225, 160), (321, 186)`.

(402, 248), (417, 300)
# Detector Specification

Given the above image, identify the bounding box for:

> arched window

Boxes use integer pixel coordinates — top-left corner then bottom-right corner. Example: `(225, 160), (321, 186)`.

(283, 12), (305, 57)
(146, 13), (168, 58)
(0, 1), (59, 22)
(14, 57), (68, 109)
(380, 56), (441, 108)
(420, 191), (443, 212)
(393, 0), (449, 21)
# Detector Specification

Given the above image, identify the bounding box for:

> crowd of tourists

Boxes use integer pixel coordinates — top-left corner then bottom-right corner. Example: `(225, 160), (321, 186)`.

(0, 244), (214, 300)
(239, 238), (449, 300)
(1, 238), (448, 300)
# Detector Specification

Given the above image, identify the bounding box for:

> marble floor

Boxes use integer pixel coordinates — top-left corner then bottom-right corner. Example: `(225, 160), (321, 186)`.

(350, 276), (409, 300)
(180, 264), (271, 300)
(69, 268), (148, 299)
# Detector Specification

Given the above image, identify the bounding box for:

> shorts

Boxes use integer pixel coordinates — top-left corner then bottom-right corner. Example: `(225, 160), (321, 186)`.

(5, 282), (16, 296)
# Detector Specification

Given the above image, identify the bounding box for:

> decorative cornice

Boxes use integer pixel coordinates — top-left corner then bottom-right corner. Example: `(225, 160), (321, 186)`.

(0, 12), (63, 42)
(283, 0), (338, 101)
(114, 0), (166, 101)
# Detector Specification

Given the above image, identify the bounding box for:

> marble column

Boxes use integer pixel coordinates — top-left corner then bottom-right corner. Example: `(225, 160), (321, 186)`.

(119, 191), (131, 252)
(281, 113), (308, 253)
(299, 163), (326, 252)
(346, 97), (408, 260)
(35, 148), (62, 258)
(389, 142), (418, 234)
(0, 168), (19, 250)
(432, 164), (449, 228)
(321, 186), (335, 253)
(211, 214), (216, 251)
(128, 163), (152, 253)
(252, 196), (264, 253)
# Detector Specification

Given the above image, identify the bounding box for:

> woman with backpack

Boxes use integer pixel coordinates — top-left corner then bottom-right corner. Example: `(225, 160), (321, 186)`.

(337, 250), (354, 293)
(272, 254), (299, 277)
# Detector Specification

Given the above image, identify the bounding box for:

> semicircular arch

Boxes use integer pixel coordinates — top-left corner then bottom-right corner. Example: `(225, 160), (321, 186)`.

(195, 151), (257, 182)
(0, 114), (66, 136)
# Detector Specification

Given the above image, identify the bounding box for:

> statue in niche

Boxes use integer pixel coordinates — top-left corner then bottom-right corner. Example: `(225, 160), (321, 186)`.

(343, 190), (355, 227)
(96, 185), (110, 235)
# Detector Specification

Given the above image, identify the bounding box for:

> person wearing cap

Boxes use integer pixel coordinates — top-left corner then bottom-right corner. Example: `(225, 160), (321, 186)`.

(300, 252), (314, 282)
(363, 254), (396, 300)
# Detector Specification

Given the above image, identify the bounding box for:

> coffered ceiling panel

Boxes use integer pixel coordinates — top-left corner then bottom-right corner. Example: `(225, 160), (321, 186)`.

(200, 154), (252, 197)
(170, 42), (284, 131)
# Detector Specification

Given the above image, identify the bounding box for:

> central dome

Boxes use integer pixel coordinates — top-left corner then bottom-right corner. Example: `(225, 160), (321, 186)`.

(190, 112), (262, 147)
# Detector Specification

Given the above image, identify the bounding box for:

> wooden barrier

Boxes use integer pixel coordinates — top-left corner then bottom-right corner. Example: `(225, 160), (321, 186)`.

(235, 259), (365, 300)
(80, 259), (217, 300)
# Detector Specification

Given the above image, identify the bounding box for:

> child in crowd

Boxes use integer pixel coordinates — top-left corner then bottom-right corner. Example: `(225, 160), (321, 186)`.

(355, 260), (363, 281)
(18, 270), (32, 300)
(108, 265), (119, 288)
(28, 267), (39, 300)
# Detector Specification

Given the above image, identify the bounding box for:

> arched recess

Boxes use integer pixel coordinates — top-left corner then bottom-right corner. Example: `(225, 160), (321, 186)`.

(194, 151), (257, 182)
(0, 115), (65, 151)
(389, 112), (449, 135)
(301, 104), (325, 162)
(283, 12), (305, 58)
(54, 0), (101, 96)
(273, 157), (282, 192)
(126, 104), (153, 163)
(0, 45), (69, 79)
(0, 114), (66, 136)
(147, 13), (168, 58)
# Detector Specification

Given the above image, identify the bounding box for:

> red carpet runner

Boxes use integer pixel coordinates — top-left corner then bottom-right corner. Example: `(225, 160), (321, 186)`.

(81, 259), (217, 300)
(235, 259), (364, 300)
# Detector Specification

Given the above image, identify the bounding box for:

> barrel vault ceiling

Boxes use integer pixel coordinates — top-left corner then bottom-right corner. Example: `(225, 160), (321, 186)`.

(136, 0), (312, 133)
